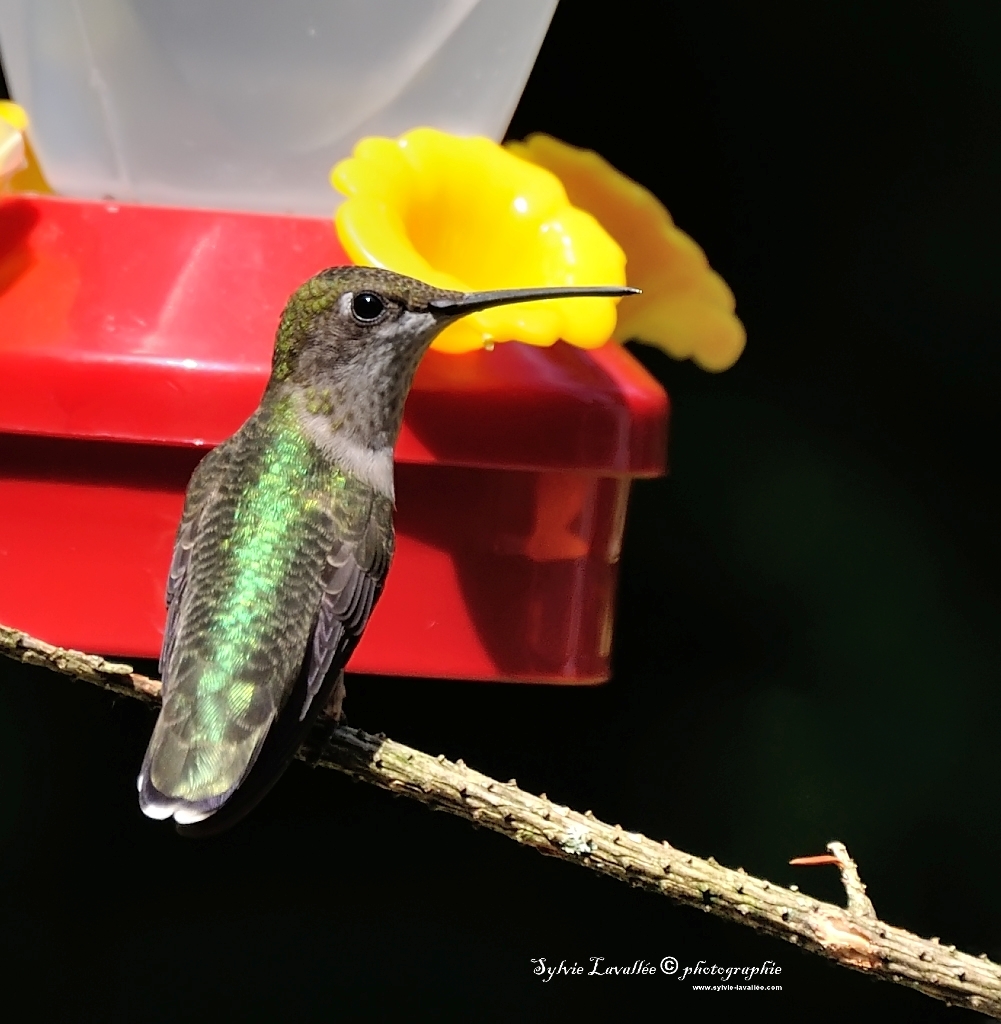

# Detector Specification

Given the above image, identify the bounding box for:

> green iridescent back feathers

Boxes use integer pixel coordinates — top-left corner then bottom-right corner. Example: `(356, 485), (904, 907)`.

(141, 392), (393, 820)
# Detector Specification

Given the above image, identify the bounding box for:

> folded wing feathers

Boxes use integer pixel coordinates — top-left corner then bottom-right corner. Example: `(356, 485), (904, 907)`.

(301, 528), (384, 717)
(158, 447), (226, 686)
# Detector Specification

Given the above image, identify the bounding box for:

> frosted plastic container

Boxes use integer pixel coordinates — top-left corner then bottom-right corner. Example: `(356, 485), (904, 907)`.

(0, 0), (557, 214)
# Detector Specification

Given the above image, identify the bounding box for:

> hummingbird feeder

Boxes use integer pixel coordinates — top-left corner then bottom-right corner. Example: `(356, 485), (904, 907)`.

(0, 1), (669, 683)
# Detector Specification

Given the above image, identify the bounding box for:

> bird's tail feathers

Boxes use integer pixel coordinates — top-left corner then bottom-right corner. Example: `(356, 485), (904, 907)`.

(137, 769), (220, 825)
(137, 672), (275, 829)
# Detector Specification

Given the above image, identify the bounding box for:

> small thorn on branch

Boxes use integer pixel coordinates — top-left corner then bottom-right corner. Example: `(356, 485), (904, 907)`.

(791, 841), (877, 919)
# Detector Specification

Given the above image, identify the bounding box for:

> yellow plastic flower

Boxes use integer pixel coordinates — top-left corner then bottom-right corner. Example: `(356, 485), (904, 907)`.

(508, 134), (745, 371)
(0, 101), (52, 195)
(332, 128), (627, 354)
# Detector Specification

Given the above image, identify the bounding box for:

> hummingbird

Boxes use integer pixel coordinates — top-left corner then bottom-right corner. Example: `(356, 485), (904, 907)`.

(137, 266), (637, 835)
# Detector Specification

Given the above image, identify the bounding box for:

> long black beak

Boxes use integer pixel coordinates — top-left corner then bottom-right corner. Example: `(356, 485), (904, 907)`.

(428, 284), (640, 317)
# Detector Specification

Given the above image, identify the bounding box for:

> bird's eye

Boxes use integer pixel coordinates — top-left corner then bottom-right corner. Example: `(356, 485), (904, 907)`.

(351, 292), (386, 323)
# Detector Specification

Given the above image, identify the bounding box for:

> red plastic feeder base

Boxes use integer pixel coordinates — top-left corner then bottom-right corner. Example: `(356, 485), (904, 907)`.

(0, 195), (668, 683)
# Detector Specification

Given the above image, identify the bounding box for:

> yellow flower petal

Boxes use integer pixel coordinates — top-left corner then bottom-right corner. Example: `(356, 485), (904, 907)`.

(0, 101), (53, 195)
(508, 133), (745, 371)
(0, 101), (28, 132)
(332, 127), (627, 354)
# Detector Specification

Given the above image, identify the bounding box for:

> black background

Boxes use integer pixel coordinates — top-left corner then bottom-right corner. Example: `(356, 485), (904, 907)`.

(2, 2), (1000, 1020)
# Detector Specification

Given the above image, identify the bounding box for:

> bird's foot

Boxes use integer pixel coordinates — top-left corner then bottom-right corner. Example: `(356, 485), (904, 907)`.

(304, 672), (347, 767)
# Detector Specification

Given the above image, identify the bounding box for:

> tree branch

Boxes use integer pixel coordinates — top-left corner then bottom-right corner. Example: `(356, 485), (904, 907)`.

(2, 621), (999, 1017)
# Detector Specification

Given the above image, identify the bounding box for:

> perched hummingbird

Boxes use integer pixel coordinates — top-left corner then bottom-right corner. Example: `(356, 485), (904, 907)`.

(138, 266), (637, 835)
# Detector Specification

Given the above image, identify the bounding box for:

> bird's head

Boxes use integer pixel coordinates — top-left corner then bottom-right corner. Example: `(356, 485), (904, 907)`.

(270, 265), (637, 446)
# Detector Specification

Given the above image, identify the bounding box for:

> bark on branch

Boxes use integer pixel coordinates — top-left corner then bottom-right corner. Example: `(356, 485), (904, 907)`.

(2, 621), (999, 1018)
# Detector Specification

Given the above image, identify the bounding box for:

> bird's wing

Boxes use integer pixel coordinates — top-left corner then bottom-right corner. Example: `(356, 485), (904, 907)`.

(159, 444), (228, 686)
(301, 493), (394, 720)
